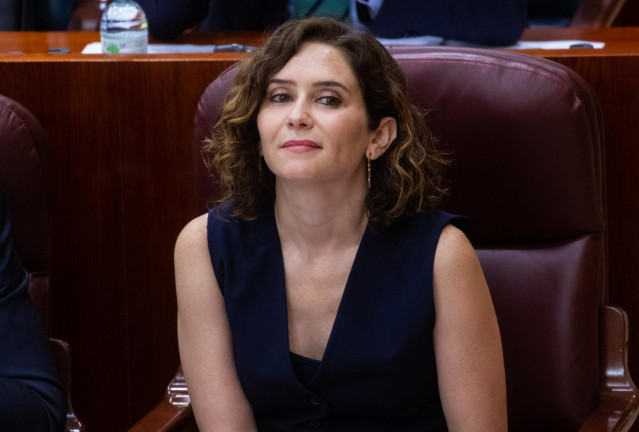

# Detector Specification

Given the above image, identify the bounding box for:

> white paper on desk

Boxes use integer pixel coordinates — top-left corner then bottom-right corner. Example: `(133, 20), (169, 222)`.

(377, 35), (444, 46)
(82, 42), (221, 54)
(82, 43), (102, 53)
(510, 40), (605, 49)
(376, 36), (604, 50)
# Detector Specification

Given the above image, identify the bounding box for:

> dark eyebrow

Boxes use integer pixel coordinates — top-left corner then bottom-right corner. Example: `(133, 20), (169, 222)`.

(268, 78), (295, 86)
(314, 81), (350, 93)
(267, 78), (351, 93)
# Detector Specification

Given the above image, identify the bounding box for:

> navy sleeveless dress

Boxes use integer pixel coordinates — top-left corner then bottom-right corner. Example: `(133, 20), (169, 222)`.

(207, 204), (468, 431)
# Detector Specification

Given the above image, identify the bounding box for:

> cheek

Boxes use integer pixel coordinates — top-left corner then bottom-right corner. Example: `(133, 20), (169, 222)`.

(334, 113), (373, 146)
(256, 112), (272, 161)
(257, 109), (280, 146)
(342, 109), (369, 131)
(256, 110), (267, 138)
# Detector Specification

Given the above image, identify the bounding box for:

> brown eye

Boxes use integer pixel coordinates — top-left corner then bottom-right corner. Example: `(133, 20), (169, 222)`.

(270, 93), (292, 103)
(317, 96), (341, 106)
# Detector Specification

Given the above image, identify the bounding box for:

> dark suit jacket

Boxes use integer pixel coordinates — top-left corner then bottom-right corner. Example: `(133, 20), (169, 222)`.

(0, 0), (73, 30)
(369, 0), (528, 45)
(141, 0), (527, 46)
(138, 0), (287, 40)
(0, 191), (66, 431)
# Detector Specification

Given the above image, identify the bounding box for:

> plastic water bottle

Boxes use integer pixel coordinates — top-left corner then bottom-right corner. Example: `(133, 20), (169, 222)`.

(100, 0), (148, 54)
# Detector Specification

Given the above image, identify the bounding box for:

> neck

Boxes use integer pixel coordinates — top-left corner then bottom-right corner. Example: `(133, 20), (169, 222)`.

(274, 179), (369, 254)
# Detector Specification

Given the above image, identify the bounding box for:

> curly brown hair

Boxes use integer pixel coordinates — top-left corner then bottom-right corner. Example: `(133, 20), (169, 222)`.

(203, 17), (447, 227)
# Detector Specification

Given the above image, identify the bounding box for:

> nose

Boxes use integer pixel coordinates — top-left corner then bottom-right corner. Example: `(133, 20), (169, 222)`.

(287, 99), (313, 129)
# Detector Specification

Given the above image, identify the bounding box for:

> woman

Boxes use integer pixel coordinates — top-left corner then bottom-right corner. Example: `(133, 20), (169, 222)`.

(175, 17), (506, 431)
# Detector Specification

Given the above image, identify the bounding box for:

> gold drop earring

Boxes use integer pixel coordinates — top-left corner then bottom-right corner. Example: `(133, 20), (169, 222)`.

(367, 156), (372, 189)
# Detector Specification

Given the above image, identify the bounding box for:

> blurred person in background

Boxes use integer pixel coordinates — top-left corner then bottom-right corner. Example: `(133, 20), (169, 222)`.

(0, 190), (66, 432)
(137, 0), (527, 46)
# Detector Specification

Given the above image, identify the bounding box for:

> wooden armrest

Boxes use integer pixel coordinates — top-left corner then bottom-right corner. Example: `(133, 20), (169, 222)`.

(580, 306), (639, 432)
(129, 367), (197, 432)
(49, 338), (86, 432)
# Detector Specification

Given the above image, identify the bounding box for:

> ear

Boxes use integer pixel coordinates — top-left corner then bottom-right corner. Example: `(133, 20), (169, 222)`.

(367, 117), (397, 160)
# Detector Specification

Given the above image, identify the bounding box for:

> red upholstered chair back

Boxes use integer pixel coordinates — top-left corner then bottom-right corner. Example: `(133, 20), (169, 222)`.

(194, 48), (605, 431)
(0, 94), (52, 329)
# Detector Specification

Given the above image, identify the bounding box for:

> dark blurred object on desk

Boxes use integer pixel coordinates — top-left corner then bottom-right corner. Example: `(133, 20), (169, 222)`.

(0, 0), (74, 30)
(528, 0), (629, 27)
(68, 0), (527, 47)
(68, 0), (108, 31)
(146, 0), (528, 46)
(67, 0), (285, 38)
(354, 0), (528, 46)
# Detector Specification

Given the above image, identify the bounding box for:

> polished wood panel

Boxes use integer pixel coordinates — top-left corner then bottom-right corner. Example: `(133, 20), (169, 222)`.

(2, 29), (639, 431)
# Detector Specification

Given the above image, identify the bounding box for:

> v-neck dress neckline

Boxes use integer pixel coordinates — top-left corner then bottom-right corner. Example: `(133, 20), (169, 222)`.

(268, 205), (371, 388)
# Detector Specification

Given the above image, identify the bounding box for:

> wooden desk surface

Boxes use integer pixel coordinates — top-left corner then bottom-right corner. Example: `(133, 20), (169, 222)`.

(521, 26), (639, 55)
(2, 26), (639, 57)
(0, 31), (262, 60)
(2, 28), (639, 432)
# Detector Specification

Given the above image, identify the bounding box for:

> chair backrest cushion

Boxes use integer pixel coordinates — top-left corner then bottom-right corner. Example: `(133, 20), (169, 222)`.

(0, 95), (51, 330)
(0, 95), (50, 272)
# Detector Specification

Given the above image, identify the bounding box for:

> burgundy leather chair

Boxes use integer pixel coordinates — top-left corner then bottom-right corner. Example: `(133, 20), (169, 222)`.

(0, 95), (85, 432)
(132, 47), (638, 431)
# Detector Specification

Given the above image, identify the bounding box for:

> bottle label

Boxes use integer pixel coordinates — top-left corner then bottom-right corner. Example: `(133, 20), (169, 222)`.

(101, 35), (148, 54)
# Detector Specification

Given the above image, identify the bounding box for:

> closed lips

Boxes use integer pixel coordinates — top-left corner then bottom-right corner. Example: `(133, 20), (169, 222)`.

(282, 140), (321, 148)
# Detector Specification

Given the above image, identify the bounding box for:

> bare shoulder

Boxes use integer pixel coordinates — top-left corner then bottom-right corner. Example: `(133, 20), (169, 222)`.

(432, 222), (489, 323)
(175, 213), (209, 255)
(174, 213), (215, 299)
(434, 224), (479, 278)
(432, 222), (490, 316)
(174, 213), (211, 274)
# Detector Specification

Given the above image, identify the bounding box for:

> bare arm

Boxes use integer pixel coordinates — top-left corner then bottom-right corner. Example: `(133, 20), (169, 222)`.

(175, 214), (258, 432)
(433, 225), (507, 432)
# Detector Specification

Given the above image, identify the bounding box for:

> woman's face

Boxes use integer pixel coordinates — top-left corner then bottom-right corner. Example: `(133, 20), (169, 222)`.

(257, 42), (378, 187)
